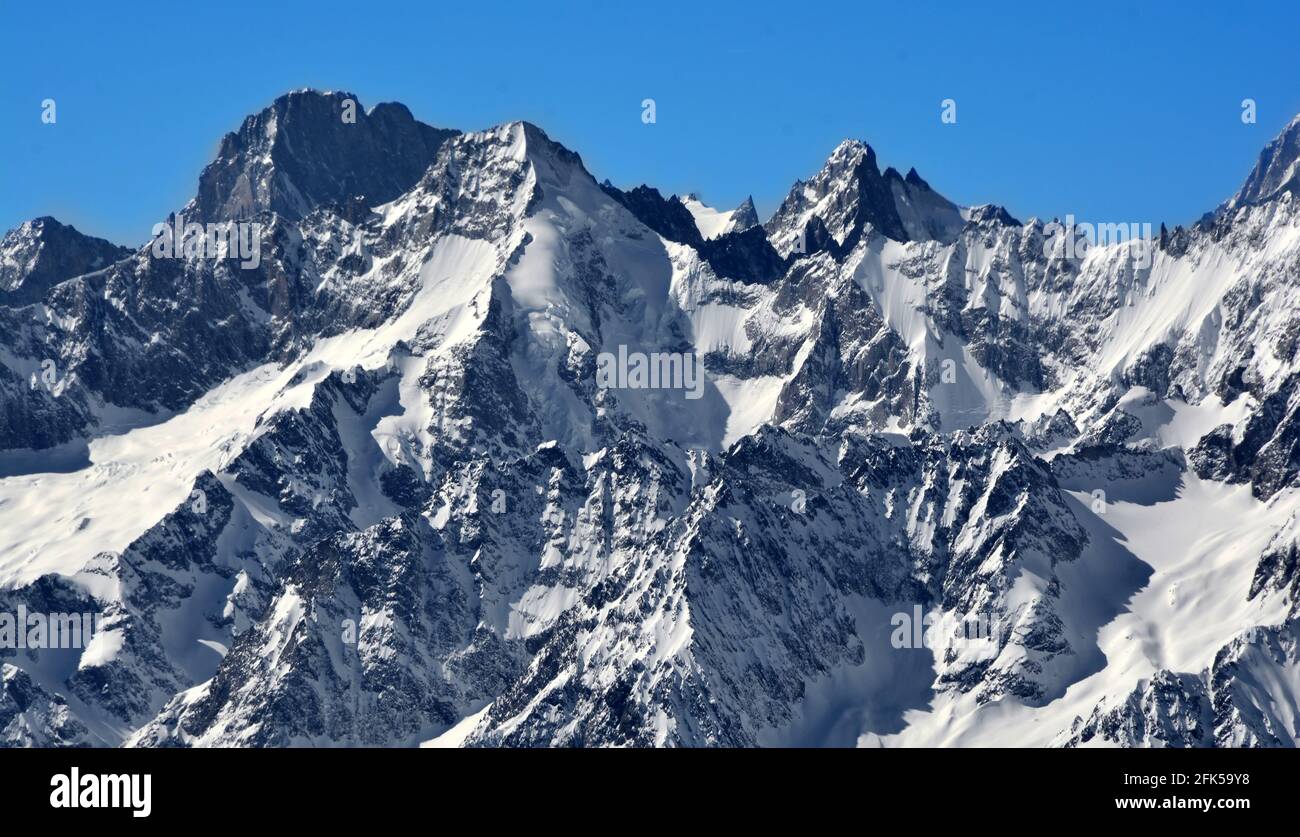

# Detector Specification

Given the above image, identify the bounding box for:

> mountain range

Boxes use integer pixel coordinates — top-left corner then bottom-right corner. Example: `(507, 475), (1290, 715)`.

(2, 89), (1300, 747)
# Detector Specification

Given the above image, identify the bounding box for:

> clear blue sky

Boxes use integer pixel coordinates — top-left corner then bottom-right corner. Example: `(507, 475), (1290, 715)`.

(3, 0), (1299, 246)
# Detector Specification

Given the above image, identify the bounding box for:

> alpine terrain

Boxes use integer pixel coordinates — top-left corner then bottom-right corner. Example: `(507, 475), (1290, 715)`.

(3, 89), (1300, 748)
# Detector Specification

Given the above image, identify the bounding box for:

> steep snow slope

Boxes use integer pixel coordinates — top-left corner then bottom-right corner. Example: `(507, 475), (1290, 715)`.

(679, 194), (758, 240)
(868, 473), (1299, 747)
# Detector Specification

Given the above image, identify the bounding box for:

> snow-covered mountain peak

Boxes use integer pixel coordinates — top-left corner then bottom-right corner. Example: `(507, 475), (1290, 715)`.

(764, 137), (965, 256)
(0, 216), (130, 306)
(678, 193), (760, 239)
(964, 203), (1022, 227)
(829, 137), (875, 165)
(1229, 111), (1300, 208)
(499, 120), (591, 181)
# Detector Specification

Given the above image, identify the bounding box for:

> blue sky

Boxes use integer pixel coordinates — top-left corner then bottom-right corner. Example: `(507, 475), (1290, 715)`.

(3, 0), (1299, 246)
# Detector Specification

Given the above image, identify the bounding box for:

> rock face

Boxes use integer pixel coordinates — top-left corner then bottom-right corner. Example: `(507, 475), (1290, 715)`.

(3, 90), (1300, 747)
(192, 89), (458, 222)
(0, 217), (130, 306)
(763, 141), (966, 256)
(129, 513), (482, 747)
(1228, 114), (1300, 209)
(1, 664), (103, 747)
(604, 182), (786, 283)
(727, 195), (760, 233)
